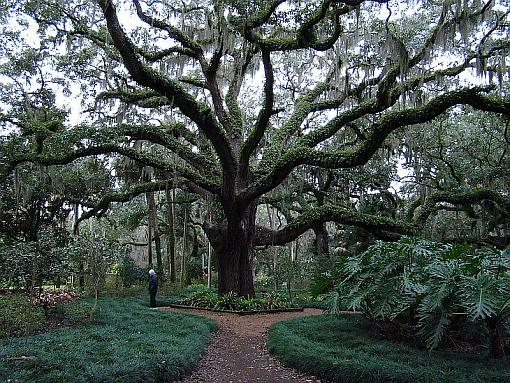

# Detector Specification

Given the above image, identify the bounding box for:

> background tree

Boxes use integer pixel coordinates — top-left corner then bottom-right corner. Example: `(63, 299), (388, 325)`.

(1, 0), (509, 296)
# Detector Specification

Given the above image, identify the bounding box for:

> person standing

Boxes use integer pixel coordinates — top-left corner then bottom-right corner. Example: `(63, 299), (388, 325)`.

(148, 269), (158, 308)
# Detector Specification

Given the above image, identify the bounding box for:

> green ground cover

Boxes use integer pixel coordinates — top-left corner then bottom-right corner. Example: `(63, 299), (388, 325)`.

(268, 314), (510, 383)
(0, 297), (216, 382)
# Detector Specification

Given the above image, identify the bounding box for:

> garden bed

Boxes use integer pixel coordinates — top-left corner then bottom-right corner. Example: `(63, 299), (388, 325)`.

(173, 290), (303, 314)
(166, 303), (304, 315)
(268, 314), (510, 383)
(0, 297), (216, 383)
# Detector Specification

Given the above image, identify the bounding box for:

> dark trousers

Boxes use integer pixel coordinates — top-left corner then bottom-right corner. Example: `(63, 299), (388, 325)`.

(150, 292), (157, 308)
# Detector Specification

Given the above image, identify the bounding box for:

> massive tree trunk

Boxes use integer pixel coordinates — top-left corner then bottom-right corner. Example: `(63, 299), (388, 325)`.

(207, 202), (257, 297)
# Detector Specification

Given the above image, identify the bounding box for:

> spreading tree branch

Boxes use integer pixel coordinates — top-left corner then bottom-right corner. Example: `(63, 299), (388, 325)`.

(254, 204), (416, 246)
(97, 0), (236, 177)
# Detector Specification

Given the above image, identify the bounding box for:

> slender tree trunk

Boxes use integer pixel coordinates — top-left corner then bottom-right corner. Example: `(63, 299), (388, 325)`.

(266, 204), (279, 291)
(207, 240), (212, 289)
(180, 205), (188, 287)
(74, 204), (85, 289)
(146, 191), (162, 270)
(30, 241), (39, 296)
(165, 188), (177, 283)
(147, 220), (153, 266)
(29, 198), (42, 296)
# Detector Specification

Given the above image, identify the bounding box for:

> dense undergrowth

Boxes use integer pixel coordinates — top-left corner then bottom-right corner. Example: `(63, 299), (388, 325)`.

(268, 315), (510, 383)
(322, 238), (510, 358)
(0, 296), (216, 382)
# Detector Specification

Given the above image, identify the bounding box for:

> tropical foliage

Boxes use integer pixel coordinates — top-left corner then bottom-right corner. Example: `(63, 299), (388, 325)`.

(334, 237), (510, 357)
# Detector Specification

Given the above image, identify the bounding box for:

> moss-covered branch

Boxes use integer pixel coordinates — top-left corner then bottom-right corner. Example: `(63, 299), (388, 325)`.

(258, 82), (329, 171)
(74, 178), (206, 228)
(254, 204), (416, 246)
(74, 179), (172, 226)
(98, 0), (237, 177)
(113, 124), (220, 174)
(97, 90), (172, 108)
(2, 142), (221, 195)
(240, 49), (274, 175)
(225, 46), (257, 143)
(244, 0), (286, 30)
(243, 86), (509, 203)
(131, 0), (202, 54)
(412, 189), (510, 225)
(244, 1), (343, 52)
(135, 46), (198, 62)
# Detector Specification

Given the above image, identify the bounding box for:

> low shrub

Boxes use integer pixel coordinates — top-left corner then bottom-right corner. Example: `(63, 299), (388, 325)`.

(117, 256), (146, 287)
(0, 292), (98, 339)
(48, 300), (94, 326)
(289, 292), (330, 310)
(100, 285), (148, 297)
(33, 290), (78, 316)
(268, 314), (510, 383)
(0, 294), (46, 338)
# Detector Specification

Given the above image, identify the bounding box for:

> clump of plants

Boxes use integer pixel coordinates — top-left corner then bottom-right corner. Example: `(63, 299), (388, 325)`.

(116, 255), (147, 287)
(0, 291), (92, 339)
(333, 237), (510, 358)
(177, 290), (296, 312)
(268, 315), (510, 383)
(0, 294), (46, 339)
(32, 290), (77, 316)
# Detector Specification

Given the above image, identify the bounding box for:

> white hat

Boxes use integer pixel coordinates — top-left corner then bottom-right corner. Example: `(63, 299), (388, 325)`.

(149, 269), (156, 275)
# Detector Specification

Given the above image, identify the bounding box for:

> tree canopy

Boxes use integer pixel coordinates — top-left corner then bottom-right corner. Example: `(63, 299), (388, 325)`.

(1, 0), (509, 296)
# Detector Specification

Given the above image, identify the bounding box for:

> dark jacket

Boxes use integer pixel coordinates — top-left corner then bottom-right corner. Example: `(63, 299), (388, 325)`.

(149, 274), (158, 294)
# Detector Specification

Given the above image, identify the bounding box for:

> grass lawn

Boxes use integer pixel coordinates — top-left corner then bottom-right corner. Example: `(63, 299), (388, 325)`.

(268, 314), (510, 383)
(0, 297), (216, 382)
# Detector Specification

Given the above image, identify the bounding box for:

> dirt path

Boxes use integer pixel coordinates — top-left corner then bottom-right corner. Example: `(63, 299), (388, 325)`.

(163, 307), (328, 383)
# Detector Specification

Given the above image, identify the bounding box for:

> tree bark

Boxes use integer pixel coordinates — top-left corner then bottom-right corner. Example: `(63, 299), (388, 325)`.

(74, 204), (85, 289)
(487, 318), (505, 359)
(208, 202), (256, 297)
(207, 240), (212, 288)
(312, 222), (329, 257)
(266, 204), (279, 291)
(146, 190), (162, 270)
(165, 188), (176, 283)
(180, 204), (188, 287)
(146, 213), (153, 267)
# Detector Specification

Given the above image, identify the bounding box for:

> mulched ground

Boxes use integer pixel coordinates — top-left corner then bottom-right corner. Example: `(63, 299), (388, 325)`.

(163, 307), (330, 383)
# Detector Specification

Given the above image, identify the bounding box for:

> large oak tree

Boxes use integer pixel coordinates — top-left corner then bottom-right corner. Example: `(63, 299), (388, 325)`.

(1, 0), (509, 296)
